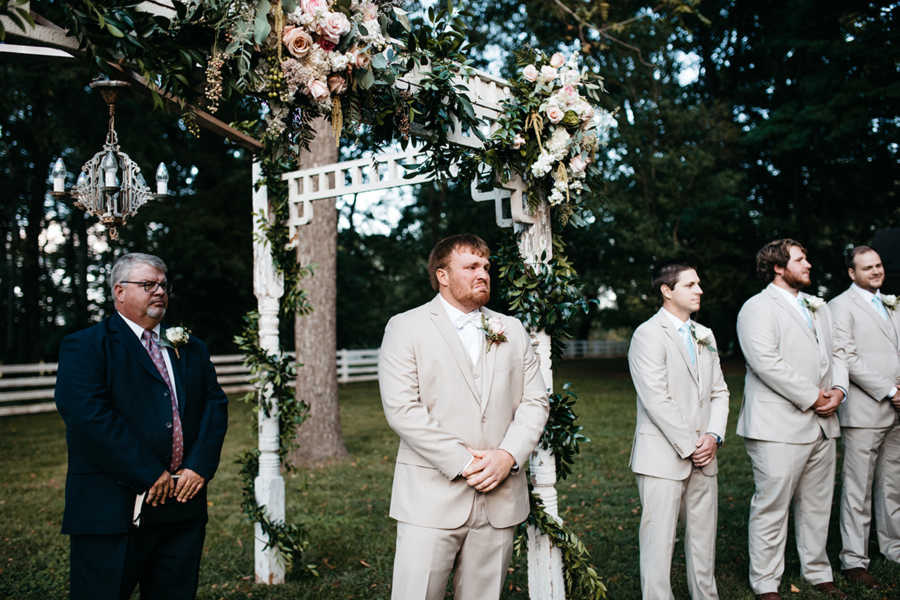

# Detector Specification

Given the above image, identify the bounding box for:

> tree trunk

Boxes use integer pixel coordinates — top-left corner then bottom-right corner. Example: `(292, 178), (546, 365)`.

(290, 116), (347, 464)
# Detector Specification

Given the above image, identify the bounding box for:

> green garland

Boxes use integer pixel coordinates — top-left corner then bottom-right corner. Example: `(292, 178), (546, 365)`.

(513, 384), (607, 600)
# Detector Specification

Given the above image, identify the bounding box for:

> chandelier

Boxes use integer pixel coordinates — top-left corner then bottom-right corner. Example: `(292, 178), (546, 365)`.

(50, 79), (169, 239)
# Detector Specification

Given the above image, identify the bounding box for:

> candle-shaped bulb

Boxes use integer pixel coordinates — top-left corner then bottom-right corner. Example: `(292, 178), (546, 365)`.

(76, 171), (88, 189)
(155, 162), (169, 196)
(101, 151), (119, 189)
(52, 158), (66, 193)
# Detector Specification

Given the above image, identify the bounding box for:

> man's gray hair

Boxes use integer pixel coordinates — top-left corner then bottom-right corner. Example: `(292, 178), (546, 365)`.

(110, 253), (167, 294)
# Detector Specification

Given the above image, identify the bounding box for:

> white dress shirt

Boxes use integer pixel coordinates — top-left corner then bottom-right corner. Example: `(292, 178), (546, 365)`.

(118, 312), (178, 405)
(438, 294), (484, 366)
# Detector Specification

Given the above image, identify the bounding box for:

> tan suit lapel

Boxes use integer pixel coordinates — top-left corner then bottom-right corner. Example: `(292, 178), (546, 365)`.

(769, 287), (817, 345)
(427, 298), (481, 405)
(480, 327), (497, 415)
(657, 309), (699, 384)
(849, 290), (898, 349)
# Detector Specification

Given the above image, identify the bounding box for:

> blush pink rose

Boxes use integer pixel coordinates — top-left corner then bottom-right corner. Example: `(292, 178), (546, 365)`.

(327, 74), (347, 94)
(546, 105), (564, 124)
(307, 79), (330, 102)
(549, 52), (566, 68)
(522, 64), (538, 82)
(283, 26), (313, 58)
(569, 155), (587, 176)
(319, 11), (351, 44)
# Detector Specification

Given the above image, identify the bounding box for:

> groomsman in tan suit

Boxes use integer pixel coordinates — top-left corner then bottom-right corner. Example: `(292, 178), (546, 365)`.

(628, 262), (730, 599)
(830, 246), (900, 588)
(736, 239), (849, 600)
(378, 234), (549, 600)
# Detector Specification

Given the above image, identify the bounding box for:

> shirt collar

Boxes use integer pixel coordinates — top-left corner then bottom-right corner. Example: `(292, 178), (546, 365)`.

(852, 283), (880, 303)
(771, 283), (802, 305)
(437, 294), (481, 328)
(662, 307), (691, 331)
(118, 312), (160, 340)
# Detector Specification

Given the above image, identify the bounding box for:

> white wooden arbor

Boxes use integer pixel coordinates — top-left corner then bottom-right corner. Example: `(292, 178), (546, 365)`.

(4, 5), (566, 597)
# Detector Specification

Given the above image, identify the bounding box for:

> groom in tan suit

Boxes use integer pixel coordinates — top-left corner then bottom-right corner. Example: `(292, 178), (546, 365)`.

(378, 234), (549, 600)
(736, 239), (849, 599)
(628, 262), (729, 599)
(830, 246), (900, 588)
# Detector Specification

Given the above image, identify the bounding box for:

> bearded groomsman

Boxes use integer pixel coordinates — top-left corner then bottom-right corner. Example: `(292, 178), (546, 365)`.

(628, 262), (729, 599)
(736, 239), (849, 600)
(378, 234), (548, 600)
(829, 246), (900, 588)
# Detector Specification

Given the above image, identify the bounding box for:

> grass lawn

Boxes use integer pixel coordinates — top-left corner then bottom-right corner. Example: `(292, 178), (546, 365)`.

(1, 358), (898, 599)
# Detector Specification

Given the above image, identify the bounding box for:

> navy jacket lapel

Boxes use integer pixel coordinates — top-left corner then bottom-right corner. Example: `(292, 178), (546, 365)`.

(110, 313), (165, 385)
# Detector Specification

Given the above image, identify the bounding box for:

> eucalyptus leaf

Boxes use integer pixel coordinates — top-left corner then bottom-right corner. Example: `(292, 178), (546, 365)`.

(253, 0), (272, 44)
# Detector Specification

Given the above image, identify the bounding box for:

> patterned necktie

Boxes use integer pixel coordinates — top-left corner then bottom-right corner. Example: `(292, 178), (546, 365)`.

(873, 296), (890, 320)
(679, 323), (697, 366)
(142, 330), (183, 472)
(797, 297), (815, 330)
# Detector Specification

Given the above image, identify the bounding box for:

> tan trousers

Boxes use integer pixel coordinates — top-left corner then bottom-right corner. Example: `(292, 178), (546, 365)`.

(744, 435), (836, 595)
(839, 424), (900, 569)
(637, 471), (720, 600)
(390, 494), (516, 600)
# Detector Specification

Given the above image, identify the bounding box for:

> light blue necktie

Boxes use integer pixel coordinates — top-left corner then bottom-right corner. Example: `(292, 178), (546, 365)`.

(679, 323), (696, 366)
(797, 298), (814, 330)
(873, 296), (890, 320)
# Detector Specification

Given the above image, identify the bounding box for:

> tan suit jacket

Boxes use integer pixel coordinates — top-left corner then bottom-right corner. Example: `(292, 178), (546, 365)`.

(736, 284), (848, 442)
(378, 296), (549, 530)
(628, 308), (729, 480)
(830, 287), (900, 428)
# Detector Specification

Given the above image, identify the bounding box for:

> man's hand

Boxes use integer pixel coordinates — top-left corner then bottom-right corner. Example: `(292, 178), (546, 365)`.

(812, 388), (841, 417)
(173, 468), (206, 503)
(890, 389), (900, 411)
(691, 435), (718, 468)
(462, 448), (515, 493)
(147, 470), (173, 507)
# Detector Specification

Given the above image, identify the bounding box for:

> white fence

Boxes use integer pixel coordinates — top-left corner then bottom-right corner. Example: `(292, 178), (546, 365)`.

(0, 349), (380, 417)
(0, 341), (624, 417)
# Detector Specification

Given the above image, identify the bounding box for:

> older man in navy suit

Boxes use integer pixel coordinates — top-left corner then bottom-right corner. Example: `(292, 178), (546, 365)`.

(55, 252), (228, 600)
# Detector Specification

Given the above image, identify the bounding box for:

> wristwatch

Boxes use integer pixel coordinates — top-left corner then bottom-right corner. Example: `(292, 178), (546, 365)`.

(706, 432), (723, 447)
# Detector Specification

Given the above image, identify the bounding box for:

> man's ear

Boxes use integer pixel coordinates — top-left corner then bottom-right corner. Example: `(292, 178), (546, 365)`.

(660, 284), (671, 300)
(435, 268), (448, 288)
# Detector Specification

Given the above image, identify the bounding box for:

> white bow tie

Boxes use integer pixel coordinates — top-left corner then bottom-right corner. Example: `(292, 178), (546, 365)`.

(455, 311), (481, 330)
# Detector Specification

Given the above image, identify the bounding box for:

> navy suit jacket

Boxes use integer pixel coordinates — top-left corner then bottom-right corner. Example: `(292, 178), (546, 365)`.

(55, 313), (228, 535)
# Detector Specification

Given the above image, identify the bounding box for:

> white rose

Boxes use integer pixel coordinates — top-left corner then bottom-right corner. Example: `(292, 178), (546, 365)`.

(882, 294), (898, 309)
(307, 79), (330, 102)
(539, 65), (557, 82)
(549, 52), (566, 68)
(522, 64), (538, 82)
(488, 317), (505, 336)
(569, 155), (587, 176)
(546, 105), (564, 124)
(165, 327), (189, 345)
(330, 51), (349, 71)
(301, 0), (329, 17)
(319, 11), (351, 44)
(561, 68), (580, 86)
(511, 134), (526, 150)
(802, 295), (826, 312)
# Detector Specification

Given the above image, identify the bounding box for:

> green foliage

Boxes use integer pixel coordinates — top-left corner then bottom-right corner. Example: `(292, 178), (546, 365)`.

(0, 0), (34, 40)
(540, 382), (589, 481)
(495, 234), (597, 344)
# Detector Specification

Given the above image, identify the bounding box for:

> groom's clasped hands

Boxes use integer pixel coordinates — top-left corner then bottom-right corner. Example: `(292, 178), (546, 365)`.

(462, 446), (516, 493)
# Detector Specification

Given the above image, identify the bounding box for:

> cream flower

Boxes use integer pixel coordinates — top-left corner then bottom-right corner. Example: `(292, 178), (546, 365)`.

(802, 295), (826, 312)
(569, 155), (587, 176)
(549, 52), (566, 69)
(319, 11), (351, 44)
(511, 134), (526, 150)
(307, 79), (330, 102)
(522, 64), (539, 82)
(546, 105), (564, 124)
(283, 26), (314, 59)
(539, 65), (557, 83)
(881, 294), (898, 310)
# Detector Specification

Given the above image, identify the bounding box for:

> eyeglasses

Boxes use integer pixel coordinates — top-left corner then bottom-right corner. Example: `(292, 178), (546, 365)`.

(120, 280), (172, 294)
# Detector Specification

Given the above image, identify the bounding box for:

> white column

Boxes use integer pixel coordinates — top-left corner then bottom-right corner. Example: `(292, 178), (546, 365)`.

(519, 201), (566, 599)
(251, 161), (287, 584)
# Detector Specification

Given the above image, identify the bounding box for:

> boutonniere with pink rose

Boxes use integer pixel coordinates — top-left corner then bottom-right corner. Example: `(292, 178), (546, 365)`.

(881, 294), (898, 311)
(480, 314), (508, 351)
(160, 326), (191, 359)
(801, 295), (826, 313)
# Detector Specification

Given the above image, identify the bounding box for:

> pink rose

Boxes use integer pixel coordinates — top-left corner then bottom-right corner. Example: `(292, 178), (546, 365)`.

(522, 64), (538, 82)
(319, 11), (351, 44)
(354, 50), (371, 69)
(327, 74), (347, 94)
(546, 105), (564, 124)
(307, 79), (330, 102)
(301, 0), (328, 16)
(569, 155), (587, 176)
(511, 134), (526, 150)
(539, 65), (557, 82)
(549, 52), (565, 69)
(360, 1), (378, 20)
(283, 26), (313, 58)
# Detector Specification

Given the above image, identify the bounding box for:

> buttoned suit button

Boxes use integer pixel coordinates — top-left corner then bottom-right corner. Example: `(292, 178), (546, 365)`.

(166, 422), (173, 429)
(482, 415), (487, 423)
